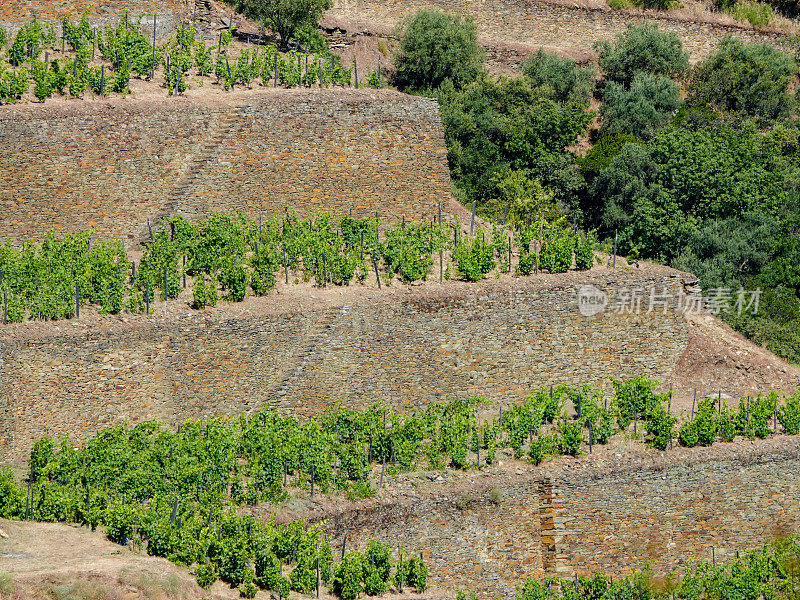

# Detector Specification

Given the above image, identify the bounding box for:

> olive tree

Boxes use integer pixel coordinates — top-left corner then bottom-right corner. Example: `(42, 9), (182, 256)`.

(231, 0), (331, 49)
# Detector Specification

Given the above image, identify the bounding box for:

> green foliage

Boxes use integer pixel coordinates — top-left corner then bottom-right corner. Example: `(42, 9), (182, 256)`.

(578, 134), (644, 183)
(538, 217), (576, 273)
(0, 468), (24, 519)
(382, 222), (446, 282)
(612, 377), (666, 429)
(730, 1), (776, 26)
(392, 10), (484, 92)
(778, 391), (800, 434)
(395, 551), (428, 591)
(591, 122), (787, 263)
(334, 552), (365, 600)
(486, 169), (557, 227)
(231, 0), (333, 50)
(239, 568), (258, 598)
(62, 11), (94, 53)
(454, 233), (495, 281)
(595, 24), (689, 86)
(645, 408), (677, 450)
(103, 499), (137, 544)
(192, 275), (218, 309)
(574, 231), (595, 270)
(0, 65), (29, 103)
(558, 419), (583, 456)
(678, 419), (699, 447)
(9, 20), (46, 65)
(601, 72), (682, 139)
(687, 37), (797, 124)
(521, 48), (595, 105)
(438, 75), (593, 208)
(195, 561), (218, 589)
(694, 398), (719, 446)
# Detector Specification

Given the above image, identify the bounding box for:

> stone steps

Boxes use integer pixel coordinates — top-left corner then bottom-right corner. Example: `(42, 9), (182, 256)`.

(139, 104), (250, 245)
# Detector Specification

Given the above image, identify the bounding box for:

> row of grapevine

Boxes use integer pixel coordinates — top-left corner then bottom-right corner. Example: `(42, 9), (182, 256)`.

(1, 376), (799, 592)
(1, 377), (798, 593)
(0, 211), (595, 323)
(0, 13), (379, 103)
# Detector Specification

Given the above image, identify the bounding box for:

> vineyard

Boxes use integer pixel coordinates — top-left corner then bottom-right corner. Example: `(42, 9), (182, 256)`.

(1, 375), (799, 595)
(0, 12), (369, 104)
(0, 211), (594, 323)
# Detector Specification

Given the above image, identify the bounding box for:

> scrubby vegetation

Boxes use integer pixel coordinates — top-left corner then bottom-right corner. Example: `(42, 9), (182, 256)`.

(391, 16), (800, 365)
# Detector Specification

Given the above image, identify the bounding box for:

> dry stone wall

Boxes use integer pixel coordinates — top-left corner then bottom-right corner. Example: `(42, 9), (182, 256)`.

(0, 270), (690, 463)
(0, 90), (451, 245)
(329, 0), (785, 62)
(184, 90), (450, 223)
(321, 441), (800, 597)
(0, 0), (185, 37)
(0, 101), (217, 244)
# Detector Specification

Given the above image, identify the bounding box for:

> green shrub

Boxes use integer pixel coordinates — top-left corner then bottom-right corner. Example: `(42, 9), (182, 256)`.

(406, 555), (429, 591)
(290, 557), (316, 594)
(558, 419), (583, 456)
(216, 538), (250, 586)
(255, 547), (282, 589)
(751, 393), (778, 439)
(694, 398), (719, 446)
(718, 404), (738, 442)
(31, 60), (53, 102)
(601, 72), (681, 139)
(595, 24), (689, 86)
(333, 552), (364, 600)
(364, 566), (388, 596)
(518, 250), (537, 275)
(29, 436), (53, 481)
(593, 408), (614, 444)
(529, 436), (546, 465)
(731, 1), (776, 26)
(521, 48), (595, 105)
(192, 276), (218, 309)
(539, 232), (573, 273)
(274, 576), (290, 600)
(250, 265), (275, 295)
(612, 377), (664, 428)
(645, 409), (677, 450)
(365, 540), (392, 583)
(778, 391), (800, 434)
(687, 37), (796, 124)
(239, 568), (258, 599)
(221, 263), (248, 302)
(195, 561), (218, 589)
(0, 67), (30, 104)
(0, 468), (24, 519)
(578, 134), (644, 182)
(103, 500), (137, 545)
(395, 551), (427, 591)
(678, 420), (699, 447)
(392, 10), (484, 91)
(454, 234), (495, 281)
(574, 232), (595, 270)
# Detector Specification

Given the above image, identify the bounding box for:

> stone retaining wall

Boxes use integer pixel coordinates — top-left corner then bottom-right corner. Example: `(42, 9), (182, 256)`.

(0, 269), (691, 463)
(0, 90), (451, 245)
